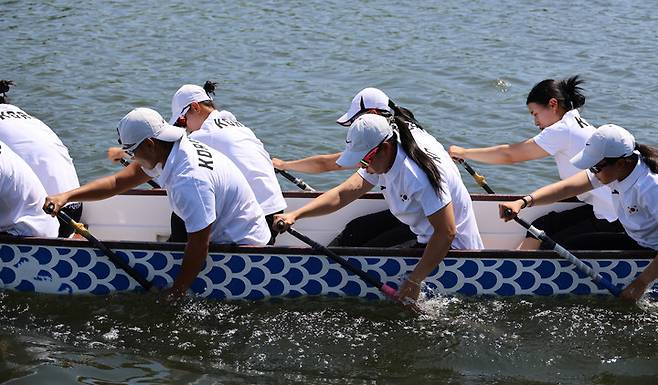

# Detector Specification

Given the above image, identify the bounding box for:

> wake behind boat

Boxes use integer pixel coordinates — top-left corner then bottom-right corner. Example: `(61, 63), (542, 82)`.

(1, 190), (655, 299)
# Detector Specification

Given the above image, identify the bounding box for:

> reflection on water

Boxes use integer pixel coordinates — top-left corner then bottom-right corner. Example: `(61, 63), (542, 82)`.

(2, 291), (658, 384)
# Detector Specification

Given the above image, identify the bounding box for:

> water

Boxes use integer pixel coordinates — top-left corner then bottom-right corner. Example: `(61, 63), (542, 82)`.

(1, 0), (657, 383)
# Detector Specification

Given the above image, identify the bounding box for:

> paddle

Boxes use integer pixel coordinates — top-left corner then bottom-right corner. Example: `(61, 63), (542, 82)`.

(46, 204), (154, 291)
(274, 168), (316, 192)
(456, 159), (621, 296)
(284, 225), (420, 313)
(118, 158), (161, 189)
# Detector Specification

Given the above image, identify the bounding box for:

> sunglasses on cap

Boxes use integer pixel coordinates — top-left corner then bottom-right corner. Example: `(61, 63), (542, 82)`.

(589, 158), (613, 174)
(359, 136), (392, 168)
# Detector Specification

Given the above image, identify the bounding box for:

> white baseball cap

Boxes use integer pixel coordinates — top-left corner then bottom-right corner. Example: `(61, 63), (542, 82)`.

(336, 114), (394, 167)
(336, 87), (392, 126)
(169, 84), (213, 125)
(118, 108), (184, 152)
(570, 124), (637, 169)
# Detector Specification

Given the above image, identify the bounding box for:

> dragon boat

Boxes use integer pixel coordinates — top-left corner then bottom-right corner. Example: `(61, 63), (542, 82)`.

(1, 190), (655, 299)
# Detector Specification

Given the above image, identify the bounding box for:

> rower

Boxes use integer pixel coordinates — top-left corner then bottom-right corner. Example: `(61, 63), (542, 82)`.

(0, 139), (58, 237)
(272, 87), (439, 247)
(44, 108), (271, 298)
(168, 81), (286, 245)
(274, 114), (483, 302)
(499, 124), (658, 301)
(0, 80), (82, 237)
(448, 76), (623, 250)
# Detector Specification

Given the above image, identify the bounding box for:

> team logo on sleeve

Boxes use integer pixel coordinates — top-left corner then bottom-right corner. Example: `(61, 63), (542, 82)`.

(627, 205), (638, 215)
(400, 193), (408, 202)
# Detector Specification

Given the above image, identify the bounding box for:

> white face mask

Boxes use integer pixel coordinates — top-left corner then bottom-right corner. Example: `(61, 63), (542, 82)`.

(143, 162), (163, 178)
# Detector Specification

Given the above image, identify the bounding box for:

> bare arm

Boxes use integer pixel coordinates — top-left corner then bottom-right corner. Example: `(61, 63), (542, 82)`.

(397, 203), (456, 301)
(168, 224), (212, 297)
(499, 170), (594, 221)
(448, 139), (549, 164)
(274, 172), (374, 230)
(621, 253), (658, 302)
(43, 162), (152, 214)
(272, 153), (354, 174)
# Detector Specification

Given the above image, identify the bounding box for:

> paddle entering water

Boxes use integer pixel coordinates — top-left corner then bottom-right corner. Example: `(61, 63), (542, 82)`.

(456, 159), (622, 296)
(46, 204), (154, 291)
(282, 224), (420, 314)
(274, 168), (315, 191)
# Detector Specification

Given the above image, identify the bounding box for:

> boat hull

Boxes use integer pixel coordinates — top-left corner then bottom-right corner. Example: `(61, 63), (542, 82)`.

(2, 237), (655, 299)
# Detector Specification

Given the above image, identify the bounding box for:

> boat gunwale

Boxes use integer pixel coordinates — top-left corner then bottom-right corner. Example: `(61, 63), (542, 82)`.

(1, 234), (654, 260)
(124, 189), (581, 202)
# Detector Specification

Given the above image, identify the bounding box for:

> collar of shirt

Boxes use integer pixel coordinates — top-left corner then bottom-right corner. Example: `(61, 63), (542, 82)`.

(611, 157), (644, 194)
(383, 143), (407, 177)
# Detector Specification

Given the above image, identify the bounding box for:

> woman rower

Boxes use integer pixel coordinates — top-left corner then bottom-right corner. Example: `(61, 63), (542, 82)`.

(448, 76), (622, 250)
(273, 87), (439, 247)
(0, 139), (59, 237)
(499, 124), (658, 301)
(44, 108), (271, 297)
(0, 80), (82, 237)
(274, 114), (483, 302)
(168, 81), (286, 244)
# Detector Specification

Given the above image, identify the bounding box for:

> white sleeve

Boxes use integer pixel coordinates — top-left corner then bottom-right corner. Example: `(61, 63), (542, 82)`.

(533, 125), (568, 156)
(415, 180), (451, 217)
(586, 169), (605, 189)
(170, 179), (216, 233)
(357, 168), (379, 186)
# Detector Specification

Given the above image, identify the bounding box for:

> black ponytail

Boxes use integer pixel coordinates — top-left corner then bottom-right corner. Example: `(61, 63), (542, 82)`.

(200, 80), (217, 109)
(391, 115), (443, 194)
(636, 143), (658, 173)
(526, 75), (586, 111)
(0, 80), (15, 104)
(388, 100), (427, 131)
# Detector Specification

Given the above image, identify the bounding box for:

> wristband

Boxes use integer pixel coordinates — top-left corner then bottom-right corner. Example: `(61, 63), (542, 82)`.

(520, 196), (529, 209)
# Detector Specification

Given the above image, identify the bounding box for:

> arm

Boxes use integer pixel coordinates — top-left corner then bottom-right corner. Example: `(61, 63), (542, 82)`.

(499, 170), (594, 221)
(448, 139), (549, 165)
(274, 172), (374, 230)
(272, 153), (354, 174)
(107, 147), (128, 163)
(44, 162), (152, 214)
(398, 203), (456, 301)
(621, 253), (658, 302)
(168, 224), (212, 297)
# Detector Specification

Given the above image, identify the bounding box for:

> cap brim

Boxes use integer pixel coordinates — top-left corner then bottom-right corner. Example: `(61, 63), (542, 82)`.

(168, 115), (181, 125)
(336, 112), (351, 126)
(155, 124), (185, 142)
(570, 150), (600, 170)
(336, 149), (367, 168)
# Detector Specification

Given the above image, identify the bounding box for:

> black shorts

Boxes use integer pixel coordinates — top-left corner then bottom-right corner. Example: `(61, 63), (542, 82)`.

(58, 202), (83, 238)
(168, 210), (282, 245)
(328, 209), (416, 247)
(529, 204), (642, 250)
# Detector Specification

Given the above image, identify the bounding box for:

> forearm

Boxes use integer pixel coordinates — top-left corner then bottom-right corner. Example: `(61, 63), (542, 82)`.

(171, 235), (210, 292)
(408, 232), (453, 283)
(530, 171), (593, 206)
(292, 173), (369, 220)
(284, 154), (348, 174)
(62, 164), (150, 203)
(462, 144), (517, 164)
(637, 253), (658, 285)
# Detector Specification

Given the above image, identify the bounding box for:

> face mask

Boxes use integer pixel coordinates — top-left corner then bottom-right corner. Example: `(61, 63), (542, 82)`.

(143, 162), (163, 178)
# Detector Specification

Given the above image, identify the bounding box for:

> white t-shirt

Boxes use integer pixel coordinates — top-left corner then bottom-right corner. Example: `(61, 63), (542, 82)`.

(588, 159), (658, 250)
(156, 136), (270, 245)
(0, 104), (80, 196)
(359, 140), (483, 249)
(188, 110), (286, 215)
(0, 140), (59, 237)
(533, 109), (617, 221)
